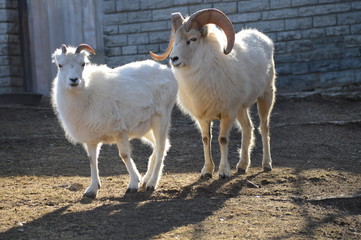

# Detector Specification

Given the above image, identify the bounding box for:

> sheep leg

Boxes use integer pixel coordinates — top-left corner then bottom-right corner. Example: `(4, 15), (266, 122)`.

(144, 116), (170, 191)
(198, 119), (214, 178)
(257, 89), (275, 172)
(141, 131), (156, 188)
(218, 116), (234, 179)
(236, 108), (255, 174)
(117, 136), (141, 193)
(83, 143), (101, 198)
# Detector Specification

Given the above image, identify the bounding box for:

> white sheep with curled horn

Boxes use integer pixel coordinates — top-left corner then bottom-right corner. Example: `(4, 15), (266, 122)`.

(150, 8), (276, 178)
(52, 44), (177, 197)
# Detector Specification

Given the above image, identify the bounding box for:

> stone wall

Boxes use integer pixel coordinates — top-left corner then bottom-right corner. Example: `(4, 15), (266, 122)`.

(0, 0), (23, 93)
(102, 0), (361, 91)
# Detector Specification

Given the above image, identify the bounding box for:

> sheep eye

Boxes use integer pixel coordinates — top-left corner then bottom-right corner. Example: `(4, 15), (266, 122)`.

(191, 37), (197, 42)
(58, 64), (63, 68)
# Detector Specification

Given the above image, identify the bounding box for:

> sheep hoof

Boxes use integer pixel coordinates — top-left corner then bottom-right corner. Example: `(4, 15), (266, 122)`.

(263, 166), (272, 172)
(83, 191), (97, 199)
(126, 188), (138, 193)
(237, 168), (247, 175)
(145, 186), (155, 192)
(201, 173), (212, 179)
(218, 173), (229, 179)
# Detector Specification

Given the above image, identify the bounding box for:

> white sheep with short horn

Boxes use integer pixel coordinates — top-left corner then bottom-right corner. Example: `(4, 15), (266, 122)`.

(150, 8), (276, 178)
(52, 44), (177, 197)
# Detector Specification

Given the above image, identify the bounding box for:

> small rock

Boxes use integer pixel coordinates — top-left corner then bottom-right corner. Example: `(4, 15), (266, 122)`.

(68, 183), (83, 192)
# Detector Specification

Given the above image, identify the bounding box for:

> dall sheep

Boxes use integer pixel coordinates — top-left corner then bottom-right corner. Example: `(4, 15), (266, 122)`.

(52, 44), (177, 197)
(150, 8), (276, 178)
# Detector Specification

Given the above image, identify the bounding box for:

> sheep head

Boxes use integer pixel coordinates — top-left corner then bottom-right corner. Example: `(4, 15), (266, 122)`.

(52, 44), (96, 90)
(150, 8), (235, 67)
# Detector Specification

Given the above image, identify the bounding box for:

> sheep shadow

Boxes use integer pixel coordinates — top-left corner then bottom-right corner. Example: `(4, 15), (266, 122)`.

(0, 172), (259, 240)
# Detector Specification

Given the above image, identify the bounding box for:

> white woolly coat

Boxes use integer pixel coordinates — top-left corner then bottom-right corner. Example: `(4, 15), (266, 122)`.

(52, 60), (177, 144)
(172, 26), (274, 121)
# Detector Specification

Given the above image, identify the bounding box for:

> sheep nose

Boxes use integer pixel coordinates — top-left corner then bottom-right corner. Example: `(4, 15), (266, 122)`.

(170, 56), (179, 63)
(69, 77), (78, 83)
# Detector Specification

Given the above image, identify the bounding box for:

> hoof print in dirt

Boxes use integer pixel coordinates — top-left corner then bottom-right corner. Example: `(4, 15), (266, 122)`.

(201, 173), (213, 179)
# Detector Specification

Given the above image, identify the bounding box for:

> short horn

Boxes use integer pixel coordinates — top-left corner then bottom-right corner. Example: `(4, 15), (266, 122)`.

(185, 8), (235, 55)
(150, 12), (184, 61)
(61, 44), (67, 54)
(75, 44), (96, 55)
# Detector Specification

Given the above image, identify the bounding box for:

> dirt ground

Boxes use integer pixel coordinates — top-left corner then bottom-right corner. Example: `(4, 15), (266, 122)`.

(0, 91), (360, 239)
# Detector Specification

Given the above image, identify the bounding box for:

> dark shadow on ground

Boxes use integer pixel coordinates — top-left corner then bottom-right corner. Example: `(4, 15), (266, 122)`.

(0, 172), (255, 240)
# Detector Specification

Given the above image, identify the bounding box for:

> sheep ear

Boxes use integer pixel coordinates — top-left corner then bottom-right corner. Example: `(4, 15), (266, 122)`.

(61, 44), (67, 54)
(200, 25), (209, 37)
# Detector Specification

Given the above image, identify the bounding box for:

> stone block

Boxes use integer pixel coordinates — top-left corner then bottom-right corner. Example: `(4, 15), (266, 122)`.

(103, 25), (118, 35)
(309, 60), (340, 72)
(299, 3), (351, 17)
(229, 12), (261, 24)
(137, 44), (159, 54)
(340, 57), (361, 70)
(291, 0), (317, 7)
(128, 33), (149, 45)
(174, 0), (203, 5)
(287, 39), (313, 52)
(116, 0), (140, 12)
(301, 28), (325, 39)
(313, 15), (336, 27)
(103, 13), (128, 26)
(104, 35), (127, 47)
(345, 35), (361, 47)
(238, 0), (269, 13)
(104, 47), (121, 56)
(352, 2), (361, 10)
(189, 4), (212, 14)
(152, 6), (188, 21)
(351, 24), (361, 34)
(285, 17), (312, 30)
(140, 0), (173, 10)
(213, 2), (237, 14)
(149, 31), (171, 44)
(122, 45), (138, 55)
(320, 70), (354, 87)
(325, 25), (350, 36)
(118, 23), (141, 34)
(262, 8), (299, 20)
(337, 12), (361, 25)
(277, 31), (302, 41)
(103, 0), (116, 14)
(247, 19), (285, 32)
(128, 10), (152, 23)
(0, 66), (10, 77)
(270, 0), (291, 9)
(141, 21), (169, 32)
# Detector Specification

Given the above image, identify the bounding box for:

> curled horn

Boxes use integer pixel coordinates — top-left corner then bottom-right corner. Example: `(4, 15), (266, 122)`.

(61, 44), (67, 54)
(75, 44), (96, 55)
(185, 8), (235, 55)
(150, 12), (184, 61)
